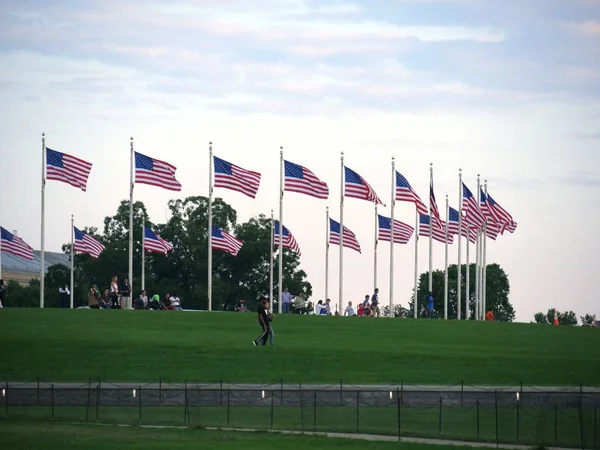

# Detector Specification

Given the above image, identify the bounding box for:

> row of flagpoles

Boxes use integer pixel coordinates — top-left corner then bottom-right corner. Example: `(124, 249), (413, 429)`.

(0, 135), (516, 318)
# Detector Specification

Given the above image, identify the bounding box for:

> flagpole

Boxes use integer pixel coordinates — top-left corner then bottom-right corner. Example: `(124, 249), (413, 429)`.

(413, 209), (419, 318)
(475, 173), (481, 321)
(141, 220), (145, 291)
(70, 214), (74, 309)
(373, 204), (378, 296)
(339, 152), (344, 314)
(444, 195), (449, 320)
(465, 226), (470, 319)
(40, 132), (46, 308)
(483, 180), (488, 317)
(270, 209), (274, 314)
(457, 168), (462, 320)
(127, 137), (134, 310)
(208, 142), (213, 312)
(325, 206), (329, 303)
(428, 163), (433, 294)
(278, 146), (284, 315)
(389, 157), (395, 317)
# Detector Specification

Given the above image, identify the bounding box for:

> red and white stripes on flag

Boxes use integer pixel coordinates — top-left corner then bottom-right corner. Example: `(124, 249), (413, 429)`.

(212, 227), (244, 256)
(462, 183), (484, 229)
(377, 215), (414, 244)
(329, 218), (361, 253)
(73, 227), (105, 258)
(284, 160), (328, 199)
(144, 226), (173, 255)
(344, 166), (384, 205)
(419, 215), (453, 244)
(134, 152), (182, 191)
(214, 156), (262, 199)
(45, 148), (92, 192)
(1, 227), (34, 260)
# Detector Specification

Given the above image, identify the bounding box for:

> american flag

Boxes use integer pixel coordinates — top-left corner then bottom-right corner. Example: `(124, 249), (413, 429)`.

(487, 192), (517, 234)
(462, 183), (484, 229)
(395, 171), (428, 215)
(135, 152), (182, 191)
(447, 207), (477, 243)
(344, 166), (383, 205)
(144, 226), (173, 255)
(284, 160), (328, 199)
(429, 180), (443, 229)
(273, 221), (301, 256)
(46, 148), (92, 192)
(377, 215), (414, 244)
(0, 227), (34, 260)
(485, 222), (500, 240)
(212, 227), (243, 256)
(329, 218), (361, 253)
(214, 156), (261, 199)
(73, 227), (105, 258)
(418, 215), (454, 244)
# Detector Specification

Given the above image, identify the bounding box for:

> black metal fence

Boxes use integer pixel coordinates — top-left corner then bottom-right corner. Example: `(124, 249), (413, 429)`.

(1, 381), (599, 448)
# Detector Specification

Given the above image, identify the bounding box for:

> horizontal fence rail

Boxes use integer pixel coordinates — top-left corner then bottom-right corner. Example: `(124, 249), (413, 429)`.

(1, 381), (599, 449)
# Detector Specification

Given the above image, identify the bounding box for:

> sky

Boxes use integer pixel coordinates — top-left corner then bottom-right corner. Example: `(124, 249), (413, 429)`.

(1, 0), (599, 322)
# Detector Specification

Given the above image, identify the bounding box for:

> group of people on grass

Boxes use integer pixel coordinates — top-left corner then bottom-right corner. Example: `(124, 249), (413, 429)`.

(86, 275), (182, 311)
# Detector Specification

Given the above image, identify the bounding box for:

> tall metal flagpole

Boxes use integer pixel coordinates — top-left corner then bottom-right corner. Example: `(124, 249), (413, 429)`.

(474, 173), (481, 321)
(373, 204), (378, 295)
(40, 132), (46, 308)
(269, 209), (274, 314)
(444, 195), (449, 320)
(141, 220), (145, 291)
(278, 147), (284, 315)
(325, 206), (329, 303)
(457, 169), (462, 320)
(70, 214), (74, 309)
(465, 225), (470, 320)
(483, 180), (489, 317)
(127, 137), (134, 310)
(339, 152), (345, 313)
(413, 209), (419, 318)
(428, 163), (433, 294)
(389, 157), (395, 317)
(208, 142), (213, 311)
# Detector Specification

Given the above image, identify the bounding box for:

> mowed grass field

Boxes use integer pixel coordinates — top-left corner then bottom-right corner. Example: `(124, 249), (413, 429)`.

(1, 309), (599, 385)
(0, 421), (486, 450)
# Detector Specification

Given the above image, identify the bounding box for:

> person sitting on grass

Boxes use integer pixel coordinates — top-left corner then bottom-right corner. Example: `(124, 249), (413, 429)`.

(134, 290), (148, 310)
(169, 294), (182, 311)
(236, 299), (250, 312)
(344, 301), (356, 316)
(148, 294), (161, 310)
(485, 310), (494, 321)
(99, 289), (112, 309)
(293, 294), (307, 314)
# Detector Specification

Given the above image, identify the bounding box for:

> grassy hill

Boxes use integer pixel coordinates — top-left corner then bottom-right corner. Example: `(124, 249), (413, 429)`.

(1, 309), (598, 385)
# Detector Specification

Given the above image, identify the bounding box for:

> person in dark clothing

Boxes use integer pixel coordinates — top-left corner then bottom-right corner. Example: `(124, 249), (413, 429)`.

(253, 298), (271, 346)
(0, 279), (5, 308)
(426, 291), (434, 319)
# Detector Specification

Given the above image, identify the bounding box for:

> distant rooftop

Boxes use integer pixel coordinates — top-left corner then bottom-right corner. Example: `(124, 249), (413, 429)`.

(1, 250), (70, 274)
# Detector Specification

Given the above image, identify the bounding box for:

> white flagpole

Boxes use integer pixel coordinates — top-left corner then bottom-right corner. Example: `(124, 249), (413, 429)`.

(208, 142), (213, 311)
(444, 195), (449, 320)
(339, 152), (344, 314)
(413, 209), (419, 318)
(128, 137), (134, 310)
(483, 180), (488, 317)
(457, 168), (462, 320)
(373, 204), (378, 295)
(475, 173), (481, 321)
(389, 157), (395, 316)
(70, 214), (74, 309)
(40, 132), (46, 308)
(325, 206), (329, 303)
(278, 146), (284, 315)
(270, 209), (274, 314)
(465, 227), (470, 320)
(428, 163), (433, 294)
(141, 220), (146, 291)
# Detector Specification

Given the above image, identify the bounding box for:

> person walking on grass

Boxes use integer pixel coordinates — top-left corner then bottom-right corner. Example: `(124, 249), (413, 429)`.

(371, 288), (380, 317)
(426, 291), (435, 319)
(253, 297), (271, 346)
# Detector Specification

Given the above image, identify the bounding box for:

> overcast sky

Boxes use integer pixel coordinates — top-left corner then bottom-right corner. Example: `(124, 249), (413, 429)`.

(1, 0), (599, 321)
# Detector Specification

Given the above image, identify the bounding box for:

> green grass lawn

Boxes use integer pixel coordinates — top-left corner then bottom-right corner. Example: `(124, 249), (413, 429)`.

(1, 309), (599, 385)
(0, 420), (487, 450)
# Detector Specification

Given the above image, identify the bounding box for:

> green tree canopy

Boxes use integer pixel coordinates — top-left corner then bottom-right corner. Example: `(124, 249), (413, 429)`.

(408, 263), (515, 322)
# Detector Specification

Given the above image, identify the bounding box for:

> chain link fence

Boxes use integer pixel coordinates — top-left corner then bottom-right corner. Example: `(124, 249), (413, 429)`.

(1, 381), (599, 448)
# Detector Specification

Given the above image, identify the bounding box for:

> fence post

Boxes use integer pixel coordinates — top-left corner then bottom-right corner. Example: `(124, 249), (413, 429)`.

(96, 379), (100, 419)
(401, 380), (404, 406)
(51, 384), (54, 418)
(227, 388), (231, 426)
(494, 390), (499, 448)
(594, 404), (597, 447)
(554, 397), (558, 445)
(578, 395), (585, 450)
(280, 378), (283, 406)
(220, 378), (223, 405)
(438, 397), (443, 437)
(300, 383), (304, 434)
(159, 377), (162, 405)
(85, 377), (91, 422)
(461, 380), (464, 407)
(270, 390), (274, 429)
(37, 378), (40, 406)
(516, 390), (520, 441)
(313, 391), (317, 431)
(5, 382), (8, 415)
(356, 391), (360, 432)
(184, 381), (188, 425)
(396, 387), (401, 441)
(476, 397), (480, 439)
(340, 378), (343, 406)
(138, 386), (142, 423)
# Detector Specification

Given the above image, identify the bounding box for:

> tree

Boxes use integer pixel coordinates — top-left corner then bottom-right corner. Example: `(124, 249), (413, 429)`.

(534, 312), (548, 324)
(408, 263), (515, 322)
(546, 308), (578, 326)
(580, 314), (597, 326)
